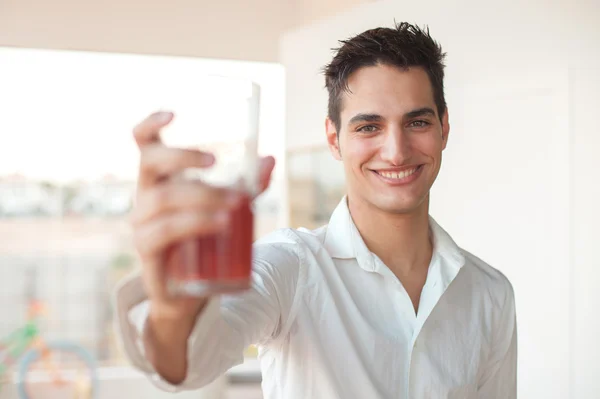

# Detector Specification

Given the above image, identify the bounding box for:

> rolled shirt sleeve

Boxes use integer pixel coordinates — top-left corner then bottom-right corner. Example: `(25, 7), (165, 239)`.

(113, 238), (301, 392)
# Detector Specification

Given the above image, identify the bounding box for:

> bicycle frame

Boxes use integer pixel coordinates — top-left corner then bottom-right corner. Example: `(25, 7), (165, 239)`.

(0, 322), (39, 383)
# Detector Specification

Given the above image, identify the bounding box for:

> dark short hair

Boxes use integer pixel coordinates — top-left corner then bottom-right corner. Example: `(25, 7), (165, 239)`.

(323, 22), (447, 131)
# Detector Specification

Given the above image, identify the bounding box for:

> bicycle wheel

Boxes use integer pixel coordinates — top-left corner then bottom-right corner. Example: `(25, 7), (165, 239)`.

(16, 340), (98, 399)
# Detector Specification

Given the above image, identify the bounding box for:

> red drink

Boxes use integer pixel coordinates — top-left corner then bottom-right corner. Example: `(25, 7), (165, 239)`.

(166, 195), (254, 296)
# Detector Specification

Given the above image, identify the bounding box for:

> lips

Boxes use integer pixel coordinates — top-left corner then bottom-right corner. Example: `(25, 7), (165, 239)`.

(375, 166), (420, 179)
(371, 165), (424, 184)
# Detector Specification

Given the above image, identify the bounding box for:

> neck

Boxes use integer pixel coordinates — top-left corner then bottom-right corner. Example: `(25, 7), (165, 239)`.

(348, 195), (433, 277)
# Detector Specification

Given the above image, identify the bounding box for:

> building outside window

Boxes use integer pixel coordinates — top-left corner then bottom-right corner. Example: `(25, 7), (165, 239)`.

(0, 47), (285, 369)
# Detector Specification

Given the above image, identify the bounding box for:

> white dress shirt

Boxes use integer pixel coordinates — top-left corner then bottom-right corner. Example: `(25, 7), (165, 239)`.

(114, 198), (517, 399)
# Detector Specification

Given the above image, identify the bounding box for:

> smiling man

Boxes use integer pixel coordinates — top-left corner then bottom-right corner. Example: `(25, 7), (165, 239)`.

(115, 22), (517, 399)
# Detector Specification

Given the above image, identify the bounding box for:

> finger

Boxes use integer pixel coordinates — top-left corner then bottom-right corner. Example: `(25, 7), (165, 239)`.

(257, 155), (276, 194)
(132, 181), (240, 226)
(139, 254), (179, 303)
(134, 210), (229, 259)
(138, 144), (215, 188)
(133, 111), (174, 147)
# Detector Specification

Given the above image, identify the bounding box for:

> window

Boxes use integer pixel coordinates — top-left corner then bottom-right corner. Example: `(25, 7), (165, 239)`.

(0, 47), (285, 367)
(287, 147), (345, 229)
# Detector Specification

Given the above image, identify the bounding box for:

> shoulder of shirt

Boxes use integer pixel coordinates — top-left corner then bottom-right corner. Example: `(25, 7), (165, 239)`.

(254, 225), (327, 250)
(249, 226), (328, 294)
(460, 248), (516, 306)
(252, 225), (327, 265)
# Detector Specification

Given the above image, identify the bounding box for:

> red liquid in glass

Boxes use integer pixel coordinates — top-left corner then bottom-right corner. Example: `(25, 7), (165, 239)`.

(166, 196), (253, 295)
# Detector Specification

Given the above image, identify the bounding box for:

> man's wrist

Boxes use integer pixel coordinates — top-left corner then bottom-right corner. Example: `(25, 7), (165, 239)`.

(147, 300), (207, 341)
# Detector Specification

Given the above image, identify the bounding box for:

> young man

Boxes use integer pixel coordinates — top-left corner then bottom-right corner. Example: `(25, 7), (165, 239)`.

(115, 23), (517, 398)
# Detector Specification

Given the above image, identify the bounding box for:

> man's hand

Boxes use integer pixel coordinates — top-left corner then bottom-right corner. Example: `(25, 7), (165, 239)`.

(129, 111), (275, 383)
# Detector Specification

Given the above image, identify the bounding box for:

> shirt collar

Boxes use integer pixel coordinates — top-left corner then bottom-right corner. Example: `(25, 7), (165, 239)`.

(323, 196), (465, 275)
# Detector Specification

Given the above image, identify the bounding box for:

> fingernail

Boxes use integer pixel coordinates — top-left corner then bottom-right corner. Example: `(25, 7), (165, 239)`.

(201, 153), (216, 165)
(155, 111), (172, 123)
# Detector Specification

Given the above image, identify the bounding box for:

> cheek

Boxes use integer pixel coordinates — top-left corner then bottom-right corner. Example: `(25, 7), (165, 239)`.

(343, 138), (377, 166)
(414, 134), (443, 160)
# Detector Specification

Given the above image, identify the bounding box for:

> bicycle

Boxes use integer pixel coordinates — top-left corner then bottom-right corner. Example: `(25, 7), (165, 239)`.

(0, 300), (99, 399)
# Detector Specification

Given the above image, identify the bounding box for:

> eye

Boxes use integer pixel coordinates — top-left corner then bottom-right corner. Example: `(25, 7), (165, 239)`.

(409, 120), (431, 128)
(356, 125), (379, 133)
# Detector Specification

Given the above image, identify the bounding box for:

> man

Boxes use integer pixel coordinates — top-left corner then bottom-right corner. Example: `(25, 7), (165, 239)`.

(115, 22), (517, 398)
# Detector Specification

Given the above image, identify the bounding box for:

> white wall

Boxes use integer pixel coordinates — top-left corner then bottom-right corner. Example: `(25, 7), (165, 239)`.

(281, 0), (600, 397)
(0, 0), (289, 62)
(287, 0), (369, 27)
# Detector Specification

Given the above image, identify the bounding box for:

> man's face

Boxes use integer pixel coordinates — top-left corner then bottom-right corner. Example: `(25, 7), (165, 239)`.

(326, 64), (449, 215)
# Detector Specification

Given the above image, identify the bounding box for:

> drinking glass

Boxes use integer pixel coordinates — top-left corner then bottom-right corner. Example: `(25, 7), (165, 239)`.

(158, 77), (261, 297)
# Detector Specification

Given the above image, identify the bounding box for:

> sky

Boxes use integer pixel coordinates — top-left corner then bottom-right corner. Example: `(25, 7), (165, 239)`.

(0, 48), (285, 183)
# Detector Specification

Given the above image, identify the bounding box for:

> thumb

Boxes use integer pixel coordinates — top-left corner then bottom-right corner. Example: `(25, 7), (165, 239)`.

(257, 156), (276, 195)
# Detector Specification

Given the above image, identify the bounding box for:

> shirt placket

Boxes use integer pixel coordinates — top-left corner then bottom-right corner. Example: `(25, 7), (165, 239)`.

(406, 256), (441, 398)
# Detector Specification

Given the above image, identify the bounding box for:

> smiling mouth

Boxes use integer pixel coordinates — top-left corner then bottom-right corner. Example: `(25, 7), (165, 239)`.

(373, 165), (423, 181)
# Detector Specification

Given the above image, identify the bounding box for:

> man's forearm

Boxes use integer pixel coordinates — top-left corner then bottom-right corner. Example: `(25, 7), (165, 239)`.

(142, 301), (207, 385)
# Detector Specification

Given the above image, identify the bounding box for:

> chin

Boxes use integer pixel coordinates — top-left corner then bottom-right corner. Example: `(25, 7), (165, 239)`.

(348, 178), (430, 214)
(370, 195), (426, 215)
(360, 198), (418, 213)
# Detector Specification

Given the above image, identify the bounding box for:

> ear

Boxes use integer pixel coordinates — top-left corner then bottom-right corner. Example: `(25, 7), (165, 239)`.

(325, 118), (342, 160)
(441, 108), (450, 150)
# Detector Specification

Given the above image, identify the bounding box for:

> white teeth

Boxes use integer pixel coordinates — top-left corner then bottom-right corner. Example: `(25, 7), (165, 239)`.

(378, 167), (418, 179)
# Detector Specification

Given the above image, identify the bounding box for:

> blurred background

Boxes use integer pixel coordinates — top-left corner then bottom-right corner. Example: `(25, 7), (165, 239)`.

(0, 0), (598, 398)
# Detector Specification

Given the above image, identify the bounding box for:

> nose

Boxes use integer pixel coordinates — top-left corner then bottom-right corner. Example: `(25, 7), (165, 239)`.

(380, 128), (412, 165)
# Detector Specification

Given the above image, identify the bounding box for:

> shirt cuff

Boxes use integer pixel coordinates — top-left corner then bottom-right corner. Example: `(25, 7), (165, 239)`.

(113, 272), (222, 392)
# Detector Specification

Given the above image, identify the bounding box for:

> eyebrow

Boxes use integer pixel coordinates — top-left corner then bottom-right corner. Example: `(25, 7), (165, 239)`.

(347, 107), (437, 126)
(347, 113), (384, 125)
(405, 107), (437, 119)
